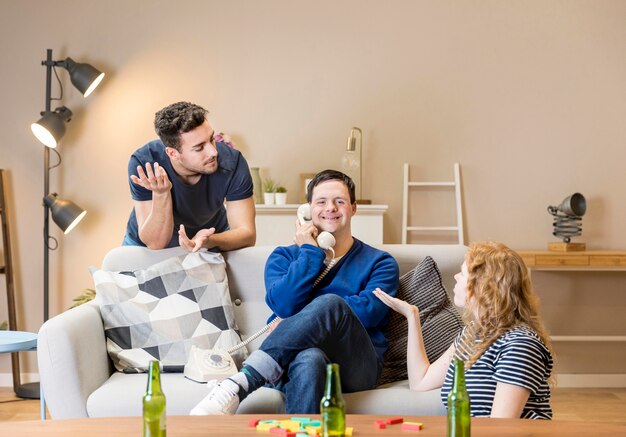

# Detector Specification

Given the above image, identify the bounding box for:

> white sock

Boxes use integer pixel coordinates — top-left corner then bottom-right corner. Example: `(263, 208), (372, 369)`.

(227, 372), (249, 393)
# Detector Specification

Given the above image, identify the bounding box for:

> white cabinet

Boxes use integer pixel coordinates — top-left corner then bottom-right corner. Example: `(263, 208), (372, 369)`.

(254, 204), (388, 246)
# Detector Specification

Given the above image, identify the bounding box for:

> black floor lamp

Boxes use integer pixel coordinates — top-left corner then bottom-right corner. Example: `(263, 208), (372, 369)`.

(20, 49), (105, 399)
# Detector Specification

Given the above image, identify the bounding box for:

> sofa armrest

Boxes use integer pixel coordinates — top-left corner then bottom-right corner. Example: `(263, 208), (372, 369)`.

(38, 300), (111, 419)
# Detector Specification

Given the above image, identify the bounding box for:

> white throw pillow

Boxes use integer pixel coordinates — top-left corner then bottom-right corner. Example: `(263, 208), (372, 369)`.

(91, 251), (246, 372)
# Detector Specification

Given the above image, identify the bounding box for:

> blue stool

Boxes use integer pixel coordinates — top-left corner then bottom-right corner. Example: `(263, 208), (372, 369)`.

(0, 331), (46, 420)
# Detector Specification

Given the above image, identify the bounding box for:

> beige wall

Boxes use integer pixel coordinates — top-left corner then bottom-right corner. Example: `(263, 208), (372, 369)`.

(0, 1), (625, 378)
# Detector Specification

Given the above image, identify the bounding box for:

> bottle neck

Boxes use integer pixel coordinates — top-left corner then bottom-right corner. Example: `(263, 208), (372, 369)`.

(147, 360), (162, 394)
(324, 363), (342, 397)
(452, 359), (466, 391)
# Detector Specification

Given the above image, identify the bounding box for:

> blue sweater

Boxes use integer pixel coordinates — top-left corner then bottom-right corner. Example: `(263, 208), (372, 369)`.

(264, 238), (399, 362)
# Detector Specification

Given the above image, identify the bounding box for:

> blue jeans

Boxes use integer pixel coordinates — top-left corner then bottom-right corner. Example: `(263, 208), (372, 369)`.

(244, 294), (382, 413)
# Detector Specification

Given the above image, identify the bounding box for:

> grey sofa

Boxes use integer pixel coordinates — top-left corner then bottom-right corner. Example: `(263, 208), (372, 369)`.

(38, 244), (467, 419)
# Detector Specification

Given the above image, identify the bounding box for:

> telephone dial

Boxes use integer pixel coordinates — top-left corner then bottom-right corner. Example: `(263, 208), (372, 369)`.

(184, 204), (338, 383)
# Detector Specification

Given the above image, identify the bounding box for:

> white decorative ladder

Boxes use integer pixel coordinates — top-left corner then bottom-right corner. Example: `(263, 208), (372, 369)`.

(401, 163), (464, 244)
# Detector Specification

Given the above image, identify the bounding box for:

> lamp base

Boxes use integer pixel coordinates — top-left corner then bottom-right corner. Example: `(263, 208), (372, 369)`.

(15, 382), (40, 399)
(548, 242), (586, 252)
(356, 199), (372, 205)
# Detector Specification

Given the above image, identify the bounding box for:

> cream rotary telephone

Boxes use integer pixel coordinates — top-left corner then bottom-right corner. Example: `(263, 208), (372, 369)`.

(184, 204), (338, 383)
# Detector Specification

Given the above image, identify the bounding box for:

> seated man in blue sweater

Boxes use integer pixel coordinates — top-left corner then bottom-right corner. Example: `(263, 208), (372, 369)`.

(191, 169), (400, 415)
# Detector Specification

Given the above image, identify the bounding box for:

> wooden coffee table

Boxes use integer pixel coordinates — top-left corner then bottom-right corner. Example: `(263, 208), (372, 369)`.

(0, 414), (625, 436)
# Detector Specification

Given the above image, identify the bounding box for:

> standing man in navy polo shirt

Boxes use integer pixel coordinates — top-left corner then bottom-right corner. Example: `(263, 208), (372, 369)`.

(123, 101), (256, 252)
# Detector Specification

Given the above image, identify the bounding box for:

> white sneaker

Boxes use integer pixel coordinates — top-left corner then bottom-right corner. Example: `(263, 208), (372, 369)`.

(189, 379), (240, 415)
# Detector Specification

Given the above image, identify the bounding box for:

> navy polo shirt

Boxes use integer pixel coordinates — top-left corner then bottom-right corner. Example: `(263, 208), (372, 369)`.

(124, 140), (253, 248)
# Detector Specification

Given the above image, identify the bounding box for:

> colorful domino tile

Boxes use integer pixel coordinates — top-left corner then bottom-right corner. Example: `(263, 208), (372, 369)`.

(374, 419), (387, 429)
(256, 422), (277, 432)
(386, 416), (404, 425)
(304, 425), (320, 436)
(400, 421), (424, 431)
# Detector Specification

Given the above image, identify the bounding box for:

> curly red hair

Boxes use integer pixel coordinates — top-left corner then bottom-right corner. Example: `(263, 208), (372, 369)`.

(461, 242), (553, 368)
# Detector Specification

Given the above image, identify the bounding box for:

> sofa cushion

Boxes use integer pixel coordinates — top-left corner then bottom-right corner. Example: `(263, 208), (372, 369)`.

(92, 251), (245, 372)
(86, 372), (285, 417)
(379, 256), (464, 385)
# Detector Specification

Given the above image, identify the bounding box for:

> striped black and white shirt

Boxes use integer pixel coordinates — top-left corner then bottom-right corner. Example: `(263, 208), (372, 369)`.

(440, 325), (553, 419)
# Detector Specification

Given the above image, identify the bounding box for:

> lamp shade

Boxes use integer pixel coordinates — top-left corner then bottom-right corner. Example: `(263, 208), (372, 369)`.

(30, 106), (73, 148)
(63, 57), (105, 97)
(557, 192), (586, 217)
(44, 193), (86, 234)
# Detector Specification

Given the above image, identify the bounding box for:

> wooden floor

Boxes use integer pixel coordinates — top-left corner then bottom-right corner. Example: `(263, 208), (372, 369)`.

(1, 387), (625, 422)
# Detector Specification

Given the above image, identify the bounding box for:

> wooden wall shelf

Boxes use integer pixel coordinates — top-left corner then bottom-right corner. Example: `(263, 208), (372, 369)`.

(516, 250), (626, 271)
(515, 249), (626, 343)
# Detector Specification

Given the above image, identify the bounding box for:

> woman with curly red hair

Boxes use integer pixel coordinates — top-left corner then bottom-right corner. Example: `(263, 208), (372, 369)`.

(374, 241), (554, 419)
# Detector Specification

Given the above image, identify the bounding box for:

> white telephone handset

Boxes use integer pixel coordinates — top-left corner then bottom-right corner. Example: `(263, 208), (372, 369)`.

(296, 203), (336, 250)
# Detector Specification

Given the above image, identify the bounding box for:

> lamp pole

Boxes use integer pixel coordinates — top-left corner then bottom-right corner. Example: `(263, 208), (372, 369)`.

(43, 48), (53, 322)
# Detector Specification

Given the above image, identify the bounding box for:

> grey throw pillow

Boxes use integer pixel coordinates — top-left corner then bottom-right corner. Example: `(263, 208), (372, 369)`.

(378, 256), (464, 385)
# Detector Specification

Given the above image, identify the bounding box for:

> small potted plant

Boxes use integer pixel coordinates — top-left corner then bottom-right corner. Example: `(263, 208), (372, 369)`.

(275, 185), (288, 205)
(262, 178), (277, 205)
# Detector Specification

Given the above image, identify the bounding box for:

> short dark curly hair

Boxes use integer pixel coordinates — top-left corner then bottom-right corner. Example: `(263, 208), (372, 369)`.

(306, 169), (356, 204)
(154, 102), (208, 151)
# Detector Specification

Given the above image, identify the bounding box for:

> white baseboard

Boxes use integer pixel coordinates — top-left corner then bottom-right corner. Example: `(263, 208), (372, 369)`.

(0, 373), (40, 387)
(1, 373), (625, 388)
(556, 374), (626, 388)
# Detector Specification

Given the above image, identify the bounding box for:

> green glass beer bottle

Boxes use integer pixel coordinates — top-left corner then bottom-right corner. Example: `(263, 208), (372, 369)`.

(143, 360), (166, 437)
(320, 363), (346, 437)
(447, 359), (470, 437)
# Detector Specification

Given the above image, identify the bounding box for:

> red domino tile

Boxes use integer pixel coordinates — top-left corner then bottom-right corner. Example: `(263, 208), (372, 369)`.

(374, 420), (387, 429)
(386, 417), (404, 425)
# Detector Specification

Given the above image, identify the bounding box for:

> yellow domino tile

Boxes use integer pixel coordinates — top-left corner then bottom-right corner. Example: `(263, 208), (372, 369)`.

(305, 426), (320, 436)
(279, 420), (302, 431)
(256, 423), (276, 432)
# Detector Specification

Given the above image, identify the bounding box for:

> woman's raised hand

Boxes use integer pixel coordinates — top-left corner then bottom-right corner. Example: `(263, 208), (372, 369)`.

(373, 288), (419, 319)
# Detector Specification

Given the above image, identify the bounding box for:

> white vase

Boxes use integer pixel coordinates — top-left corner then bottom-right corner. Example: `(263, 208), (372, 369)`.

(263, 192), (275, 205)
(275, 192), (287, 205)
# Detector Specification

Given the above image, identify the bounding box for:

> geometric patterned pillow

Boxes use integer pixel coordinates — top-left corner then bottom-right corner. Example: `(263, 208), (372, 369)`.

(92, 251), (246, 373)
(378, 256), (464, 386)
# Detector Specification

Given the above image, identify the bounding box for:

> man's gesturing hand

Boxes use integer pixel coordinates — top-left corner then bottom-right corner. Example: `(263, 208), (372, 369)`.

(179, 224), (216, 253)
(130, 162), (172, 194)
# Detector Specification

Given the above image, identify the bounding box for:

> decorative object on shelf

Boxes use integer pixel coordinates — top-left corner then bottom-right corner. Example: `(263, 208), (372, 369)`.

(275, 186), (287, 205)
(262, 178), (277, 205)
(342, 127), (370, 204)
(547, 192), (587, 251)
(250, 167), (263, 204)
(31, 49), (104, 325)
(300, 173), (316, 203)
